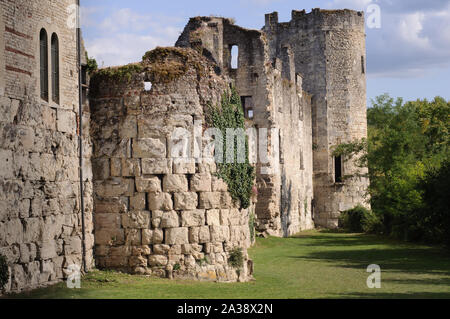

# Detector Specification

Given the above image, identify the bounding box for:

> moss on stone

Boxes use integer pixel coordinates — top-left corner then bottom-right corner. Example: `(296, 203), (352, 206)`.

(91, 63), (143, 83)
(142, 47), (206, 84)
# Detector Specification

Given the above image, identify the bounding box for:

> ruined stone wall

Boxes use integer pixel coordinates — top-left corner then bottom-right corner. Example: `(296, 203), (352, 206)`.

(176, 17), (315, 237)
(0, 0), (94, 293)
(1, 7), (370, 294)
(264, 9), (370, 228)
(90, 48), (253, 282)
(274, 69), (314, 235)
(257, 49), (314, 236)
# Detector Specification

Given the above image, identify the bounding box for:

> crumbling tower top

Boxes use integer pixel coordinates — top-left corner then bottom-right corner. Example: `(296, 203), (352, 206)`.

(264, 8), (365, 32)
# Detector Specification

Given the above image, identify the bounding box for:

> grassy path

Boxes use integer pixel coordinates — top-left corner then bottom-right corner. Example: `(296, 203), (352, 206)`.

(6, 230), (450, 299)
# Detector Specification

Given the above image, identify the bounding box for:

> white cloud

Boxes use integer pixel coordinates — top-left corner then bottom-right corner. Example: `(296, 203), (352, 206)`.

(327, 0), (450, 77)
(86, 32), (178, 67)
(327, 0), (371, 10)
(83, 8), (183, 67)
(397, 12), (428, 48)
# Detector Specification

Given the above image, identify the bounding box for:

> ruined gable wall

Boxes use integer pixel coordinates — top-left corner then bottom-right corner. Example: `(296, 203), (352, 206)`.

(0, 0), (94, 293)
(89, 48), (253, 282)
(219, 22), (284, 236)
(176, 16), (315, 237)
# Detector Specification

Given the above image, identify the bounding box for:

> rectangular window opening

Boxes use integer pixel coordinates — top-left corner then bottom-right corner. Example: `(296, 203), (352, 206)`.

(300, 150), (304, 170)
(361, 56), (365, 74)
(81, 65), (87, 85)
(81, 65), (88, 106)
(335, 156), (343, 183)
(241, 96), (254, 119)
(231, 45), (238, 69)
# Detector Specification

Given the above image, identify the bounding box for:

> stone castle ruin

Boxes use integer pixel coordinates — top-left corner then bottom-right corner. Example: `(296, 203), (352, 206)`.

(0, 0), (369, 293)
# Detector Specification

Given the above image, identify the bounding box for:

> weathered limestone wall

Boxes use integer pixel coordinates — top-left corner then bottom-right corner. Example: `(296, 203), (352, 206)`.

(90, 48), (253, 282)
(273, 64), (314, 236)
(1, 7), (370, 293)
(176, 17), (315, 237)
(264, 9), (370, 228)
(0, 0), (94, 293)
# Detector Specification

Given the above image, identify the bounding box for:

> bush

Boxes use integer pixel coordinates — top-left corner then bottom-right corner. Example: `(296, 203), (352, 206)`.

(0, 254), (9, 290)
(339, 205), (383, 234)
(228, 247), (244, 270)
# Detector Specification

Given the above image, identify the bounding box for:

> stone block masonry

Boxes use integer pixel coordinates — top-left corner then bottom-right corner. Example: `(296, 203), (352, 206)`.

(263, 9), (370, 228)
(177, 16), (317, 236)
(0, 0), (94, 294)
(1, 3), (370, 293)
(89, 47), (253, 282)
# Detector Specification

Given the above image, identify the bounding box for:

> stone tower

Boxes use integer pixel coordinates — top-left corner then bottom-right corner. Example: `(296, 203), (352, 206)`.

(264, 9), (370, 228)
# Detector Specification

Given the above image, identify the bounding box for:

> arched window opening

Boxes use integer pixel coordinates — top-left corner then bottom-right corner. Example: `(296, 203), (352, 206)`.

(230, 45), (238, 69)
(51, 33), (59, 104)
(40, 29), (48, 101)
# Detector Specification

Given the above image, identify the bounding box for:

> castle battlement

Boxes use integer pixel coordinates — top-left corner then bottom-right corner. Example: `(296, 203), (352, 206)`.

(265, 8), (365, 32)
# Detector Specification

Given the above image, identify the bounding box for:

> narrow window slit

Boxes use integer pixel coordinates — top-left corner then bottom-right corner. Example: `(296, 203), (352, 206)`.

(361, 56), (365, 74)
(335, 156), (343, 183)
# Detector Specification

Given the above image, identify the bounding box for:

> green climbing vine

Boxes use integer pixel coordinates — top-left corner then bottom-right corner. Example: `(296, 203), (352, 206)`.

(207, 87), (255, 209)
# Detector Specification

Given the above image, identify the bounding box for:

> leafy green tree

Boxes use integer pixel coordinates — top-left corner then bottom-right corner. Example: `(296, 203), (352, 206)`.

(417, 160), (450, 247)
(333, 94), (449, 245)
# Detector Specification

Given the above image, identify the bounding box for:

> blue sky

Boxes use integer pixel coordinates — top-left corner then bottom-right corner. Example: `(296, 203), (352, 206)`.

(81, 0), (450, 105)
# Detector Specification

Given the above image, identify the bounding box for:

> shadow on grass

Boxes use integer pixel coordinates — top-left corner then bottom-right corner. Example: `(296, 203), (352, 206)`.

(291, 235), (381, 247)
(289, 231), (450, 276)
(383, 277), (450, 286)
(328, 291), (450, 299)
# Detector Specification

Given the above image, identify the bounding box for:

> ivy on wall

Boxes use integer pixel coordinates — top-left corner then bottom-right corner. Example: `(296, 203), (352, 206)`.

(207, 87), (255, 209)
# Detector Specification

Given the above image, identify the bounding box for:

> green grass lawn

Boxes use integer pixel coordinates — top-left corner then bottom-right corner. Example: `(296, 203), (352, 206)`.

(5, 230), (450, 299)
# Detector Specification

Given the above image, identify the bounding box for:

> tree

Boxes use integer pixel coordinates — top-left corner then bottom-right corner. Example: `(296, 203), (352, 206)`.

(333, 94), (449, 244)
